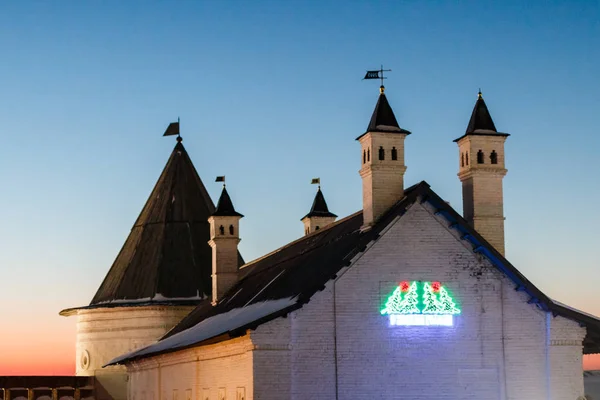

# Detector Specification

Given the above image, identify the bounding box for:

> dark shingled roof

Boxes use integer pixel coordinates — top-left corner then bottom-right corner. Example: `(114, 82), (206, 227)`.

(107, 182), (600, 365)
(357, 90), (411, 140)
(61, 141), (243, 315)
(301, 188), (337, 220)
(454, 92), (510, 142)
(212, 187), (244, 217)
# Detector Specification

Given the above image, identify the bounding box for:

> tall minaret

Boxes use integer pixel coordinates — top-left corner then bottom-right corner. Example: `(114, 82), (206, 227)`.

(208, 184), (243, 305)
(454, 91), (510, 255)
(358, 85), (411, 227)
(301, 185), (337, 235)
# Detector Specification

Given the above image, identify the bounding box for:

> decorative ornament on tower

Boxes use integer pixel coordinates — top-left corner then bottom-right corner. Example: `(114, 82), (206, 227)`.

(301, 178), (337, 235)
(359, 66), (411, 227)
(208, 176), (244, 305)
(454, 90), (510, 255)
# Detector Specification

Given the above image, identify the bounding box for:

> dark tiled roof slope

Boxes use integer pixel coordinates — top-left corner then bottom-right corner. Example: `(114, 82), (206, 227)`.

(302, 188), (337, 219)
(62, 142), (243, 315)
(111, 182), (600, 363)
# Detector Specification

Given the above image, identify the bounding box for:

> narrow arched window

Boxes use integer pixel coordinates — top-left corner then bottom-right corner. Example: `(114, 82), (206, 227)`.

(367, 148), (370, 162)
(490, 150), (498, 164)
(461, 153), (464, 167)
(378, 146), (385, 160)
(477, 150), (484, 164)
(315, 226), (320, 231)
(391, 147), (398, 160)
(466, 152), (469, 165)
(363, 150), (366, 164)
(219, 225), (225, 235)
(229, 225), (234, 235)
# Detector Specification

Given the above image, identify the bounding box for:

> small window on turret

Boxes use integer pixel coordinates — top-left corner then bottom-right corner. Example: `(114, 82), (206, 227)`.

(466, 152), (469, 165)
(219, 225), (225, 235)
(363, 150), (366, 164)
(391, 147), (398, 160)
(477, 150), (484, 164)
(229, 225), (234, 235)
(379, 146), (385, 160)
(490, 150), (498, 164)
(461, 153), (464, 167)
(367, 148), (370, 162)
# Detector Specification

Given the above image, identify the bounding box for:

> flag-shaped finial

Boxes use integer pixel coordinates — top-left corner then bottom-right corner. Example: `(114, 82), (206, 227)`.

(163, 118), (181, 141)
(216, 176), (226, 187)
(363, 65), (391, 89)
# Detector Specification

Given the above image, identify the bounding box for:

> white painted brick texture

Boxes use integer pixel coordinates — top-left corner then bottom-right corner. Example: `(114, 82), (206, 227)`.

(126, 202), (586, 400)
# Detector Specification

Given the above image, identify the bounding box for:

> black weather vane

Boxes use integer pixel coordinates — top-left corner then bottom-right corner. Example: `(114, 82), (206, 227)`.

(363, 65), (391, 89)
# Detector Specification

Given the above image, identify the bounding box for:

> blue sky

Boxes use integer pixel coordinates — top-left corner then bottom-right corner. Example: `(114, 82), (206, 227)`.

(0, 0), (599, 372)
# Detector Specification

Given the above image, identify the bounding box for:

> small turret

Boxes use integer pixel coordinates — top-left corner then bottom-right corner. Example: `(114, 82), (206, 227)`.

(208, 184), (243, 305)
(454, 91), (510, 255)
(301, 186), (337, 235)
(358, 85), (411, 227)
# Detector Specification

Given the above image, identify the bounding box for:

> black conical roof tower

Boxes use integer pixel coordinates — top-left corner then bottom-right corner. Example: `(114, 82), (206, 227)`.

(454, 91), (510, 142)
(357, 86), (411, 140)
(61, 139), (244, 314)
(213, 187), (243, 217)
(301, 187), (337, 220)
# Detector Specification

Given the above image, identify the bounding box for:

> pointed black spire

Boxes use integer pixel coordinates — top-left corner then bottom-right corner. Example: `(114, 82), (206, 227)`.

(357, 87), (411, 140)
(302, 187), (337, 220)
(465, 91), (498, 134)
(213, 187), (244, 217)
(454, 91), (510, 142)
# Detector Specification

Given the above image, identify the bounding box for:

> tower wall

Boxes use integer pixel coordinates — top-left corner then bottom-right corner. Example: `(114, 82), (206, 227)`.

(208, 215), (241, 304)
(456, 135), (508, 255)
(302, 216), (336, 235)
(75, 306), (194, 400)
(359, 132), (407, 226)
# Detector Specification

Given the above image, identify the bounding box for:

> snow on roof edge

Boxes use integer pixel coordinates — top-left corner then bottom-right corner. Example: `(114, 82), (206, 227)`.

(105, 297), (298, 366)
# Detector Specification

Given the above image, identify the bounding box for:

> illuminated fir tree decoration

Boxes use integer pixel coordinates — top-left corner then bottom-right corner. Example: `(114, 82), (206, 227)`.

(396, 281), (420, 314)
(381, 281), (461, 325)
(422, 282), (443, 314)
(380, 285), (404, 315)
(438, 287), (461, 315)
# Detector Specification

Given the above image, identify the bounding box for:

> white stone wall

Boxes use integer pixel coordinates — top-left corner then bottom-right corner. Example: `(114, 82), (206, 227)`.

(128, 336), (254, 400)
(125, 201), (586, 400)
(75, 306), (194, 400)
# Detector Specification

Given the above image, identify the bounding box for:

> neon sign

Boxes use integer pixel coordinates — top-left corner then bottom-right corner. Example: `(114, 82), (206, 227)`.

(381, 281), (460, 326)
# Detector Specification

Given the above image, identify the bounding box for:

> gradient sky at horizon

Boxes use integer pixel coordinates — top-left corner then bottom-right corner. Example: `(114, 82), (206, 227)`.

(0, 0), (599, 375)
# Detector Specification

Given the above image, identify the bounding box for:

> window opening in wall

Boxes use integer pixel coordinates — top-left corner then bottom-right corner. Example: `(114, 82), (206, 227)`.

(461, 153), (464, 167)
(490, 150), (498, 164)
(229, 225), (234, 235)
(367, 148), (370, 162)
(236, 388), (246, 400)
(477, 150), (484, 164)
(185, 390), (192, 400)
(172, 389), (178, 400)
(391, 147), (397, 160)
(466, 152), (469, 165)
(363, 150), (366, 164)
(219, 225), (225, 235)
(202, 389), (210, 400)
(379, 146), (385, 160)
(218, 388), (226, 400)
(315, 226), (320, 230)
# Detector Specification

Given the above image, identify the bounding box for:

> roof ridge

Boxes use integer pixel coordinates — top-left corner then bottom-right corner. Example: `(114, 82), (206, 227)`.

(241, 210), (363, 270)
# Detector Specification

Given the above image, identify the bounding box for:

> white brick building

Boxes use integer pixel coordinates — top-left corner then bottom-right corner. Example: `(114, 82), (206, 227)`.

(65, 86), (600, 400)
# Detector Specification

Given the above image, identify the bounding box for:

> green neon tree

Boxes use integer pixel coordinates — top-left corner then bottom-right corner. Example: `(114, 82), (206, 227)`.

(380, 286), (403, 315)
(422, 282), (442, 314)
(396, 281), (420, 314)
(438, 287), (461, 314)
